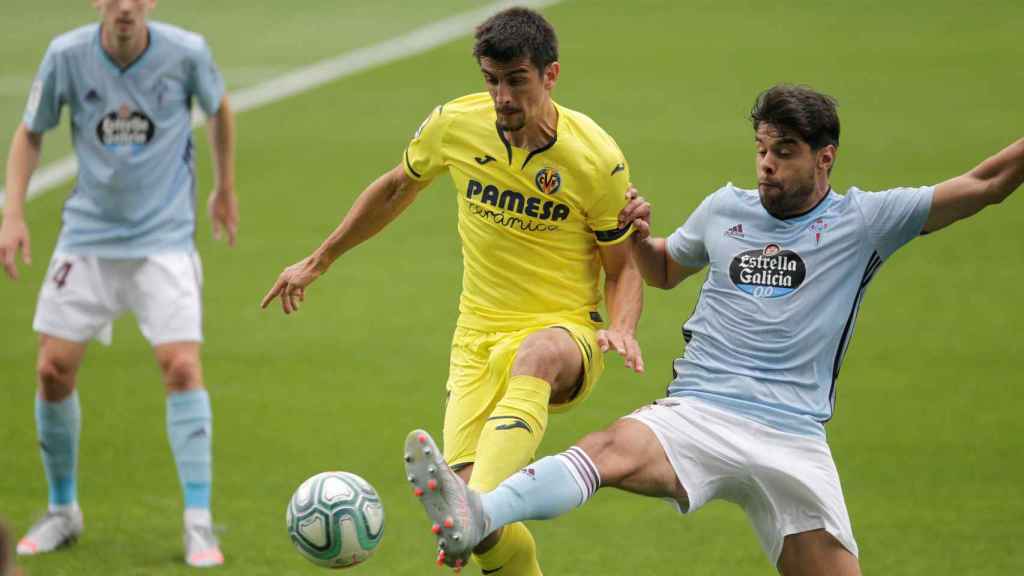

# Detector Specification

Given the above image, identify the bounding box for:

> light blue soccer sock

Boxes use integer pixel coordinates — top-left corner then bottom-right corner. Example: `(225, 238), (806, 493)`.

(480, 446), (601, 531)
(36, 391), (81, 508)
(166, 389), (213, 511)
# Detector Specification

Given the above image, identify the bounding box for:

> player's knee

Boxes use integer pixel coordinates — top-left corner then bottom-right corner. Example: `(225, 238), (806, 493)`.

(160, 353), (202, 392)
(36, 355), (77, 400)
(511, 331), (576, 384)
(574, 429), (619, 474)
(575, 422), (643, 486)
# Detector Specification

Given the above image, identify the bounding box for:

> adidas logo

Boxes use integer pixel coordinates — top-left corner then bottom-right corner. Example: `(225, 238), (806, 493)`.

(724, 223), (744, 238)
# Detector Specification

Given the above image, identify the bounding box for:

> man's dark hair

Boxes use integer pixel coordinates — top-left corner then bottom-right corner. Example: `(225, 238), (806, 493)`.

(751, 85), (840, 150)
(473, 7), (559, 73)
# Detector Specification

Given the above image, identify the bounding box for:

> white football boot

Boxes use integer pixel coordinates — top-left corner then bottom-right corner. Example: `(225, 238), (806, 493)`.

(16, 506), (84, 555)
(183, 510), (224, 568)
(404, 429), (489, 572)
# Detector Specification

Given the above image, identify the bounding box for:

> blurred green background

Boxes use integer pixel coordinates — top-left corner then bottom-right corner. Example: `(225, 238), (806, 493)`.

(1, 1), (1021, 574)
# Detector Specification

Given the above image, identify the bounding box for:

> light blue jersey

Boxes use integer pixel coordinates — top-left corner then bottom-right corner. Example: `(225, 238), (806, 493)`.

(666, 183), (934, 438)
(24, 22), (224, 257)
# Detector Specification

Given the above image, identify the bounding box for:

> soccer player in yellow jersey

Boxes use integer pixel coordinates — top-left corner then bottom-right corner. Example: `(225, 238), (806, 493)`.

(262, 8), (644, 574)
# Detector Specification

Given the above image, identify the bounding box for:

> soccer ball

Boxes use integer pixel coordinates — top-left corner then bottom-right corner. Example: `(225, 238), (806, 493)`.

(286, 471), (385, 569)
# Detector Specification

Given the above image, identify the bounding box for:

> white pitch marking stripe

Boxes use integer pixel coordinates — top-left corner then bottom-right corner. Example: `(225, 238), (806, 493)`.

(1, 0), (562, 204)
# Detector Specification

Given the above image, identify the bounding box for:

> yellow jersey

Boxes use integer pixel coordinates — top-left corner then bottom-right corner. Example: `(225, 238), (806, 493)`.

(403, 93), (633, 332)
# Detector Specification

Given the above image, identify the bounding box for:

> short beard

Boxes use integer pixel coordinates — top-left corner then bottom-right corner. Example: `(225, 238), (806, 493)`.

(760, 179), (817, 219)
(497, 117), (526, 132)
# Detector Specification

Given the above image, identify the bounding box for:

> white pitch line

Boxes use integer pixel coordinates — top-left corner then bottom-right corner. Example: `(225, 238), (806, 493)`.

(0, 0), (562, 205)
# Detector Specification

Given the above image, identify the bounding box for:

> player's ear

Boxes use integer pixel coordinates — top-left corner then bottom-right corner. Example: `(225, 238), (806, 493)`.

(543, 62), (560, 90)
(817, 144), (836, 173)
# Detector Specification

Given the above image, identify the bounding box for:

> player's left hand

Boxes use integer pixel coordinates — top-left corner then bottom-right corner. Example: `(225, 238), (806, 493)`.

(618, 184), (651, 240)
(597, 328), (645, 373)
(208, 188), (239, 246)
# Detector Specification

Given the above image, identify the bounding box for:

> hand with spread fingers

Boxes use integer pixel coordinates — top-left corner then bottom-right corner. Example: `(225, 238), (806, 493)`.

(618, 183), (652, 241)
(597, 328), (645, 373)
(260, 255), (325, 315)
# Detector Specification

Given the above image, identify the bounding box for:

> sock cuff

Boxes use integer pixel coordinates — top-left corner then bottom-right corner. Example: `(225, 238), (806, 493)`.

(556, 446), (602, 502)
(37, 390), (80, 410)
(167, 388), (210, 404)
(166, 389), (212, 420)
(505, 373), (552, 393)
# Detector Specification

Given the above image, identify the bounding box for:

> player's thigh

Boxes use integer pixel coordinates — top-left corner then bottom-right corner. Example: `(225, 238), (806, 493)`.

(514, 323), (601, 408)
(127, 252), (203, 346)
(33, 252), (118, 346)
(578, 417), (686, 501)
(36, 334), (89, 400)
(442, 327), (501, 467)
(778, 529), (861, 576)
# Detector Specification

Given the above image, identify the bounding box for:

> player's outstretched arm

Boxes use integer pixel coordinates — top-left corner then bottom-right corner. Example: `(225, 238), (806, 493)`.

(260, 164), (431, 314)
(598, 240), (645, 373)
(206, 96), (238, 246)
(619, 186), (702, 290)
(0, 124), (43, 280)
(925, 137), (1024, 233)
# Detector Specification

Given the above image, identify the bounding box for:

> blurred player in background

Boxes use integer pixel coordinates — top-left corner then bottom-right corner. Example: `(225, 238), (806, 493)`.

(0, 0), (237, 567)
(263, 7), (642, 574)
(403, 84), (1023, 575)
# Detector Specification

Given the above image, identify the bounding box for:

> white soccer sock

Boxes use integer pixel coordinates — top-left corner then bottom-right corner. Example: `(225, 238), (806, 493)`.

(480, 447), (602, 532)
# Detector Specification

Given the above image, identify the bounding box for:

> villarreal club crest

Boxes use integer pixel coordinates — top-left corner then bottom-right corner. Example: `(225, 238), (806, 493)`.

(535, 167), (562, 195)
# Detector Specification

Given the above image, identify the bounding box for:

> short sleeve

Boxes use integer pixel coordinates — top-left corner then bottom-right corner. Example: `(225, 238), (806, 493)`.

(586, 155), (634, 245)
(189, 37), (225, 116)
(402, 105), (448, 182)
(23, 43), (65, 133)
(850, 186), (934, 260)
(666, 193), (714, 268)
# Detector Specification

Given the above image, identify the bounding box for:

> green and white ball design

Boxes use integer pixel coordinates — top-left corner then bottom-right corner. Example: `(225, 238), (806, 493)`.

(286, 471), (385, 569)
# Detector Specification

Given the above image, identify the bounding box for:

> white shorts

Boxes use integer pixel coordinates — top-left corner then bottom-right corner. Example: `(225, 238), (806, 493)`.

(33, 251), (203, 346)
(625, 396), (858, 564)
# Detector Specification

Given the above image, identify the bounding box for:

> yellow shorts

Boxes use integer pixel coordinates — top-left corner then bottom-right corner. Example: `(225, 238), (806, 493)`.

(442, 321), (605, 467)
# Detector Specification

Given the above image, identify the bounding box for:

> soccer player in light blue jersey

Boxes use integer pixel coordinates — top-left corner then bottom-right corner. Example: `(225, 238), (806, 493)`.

(0, 0), (237, 567)
(404, 85), (1023, 575)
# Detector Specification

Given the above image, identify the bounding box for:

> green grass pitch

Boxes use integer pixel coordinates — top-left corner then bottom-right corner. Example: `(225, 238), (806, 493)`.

(1, 1), (1022, 574)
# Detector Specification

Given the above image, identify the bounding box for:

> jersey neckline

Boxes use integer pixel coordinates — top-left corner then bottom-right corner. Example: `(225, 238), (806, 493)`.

(494, 101), (562, 170)
(95, 23), (154, 76)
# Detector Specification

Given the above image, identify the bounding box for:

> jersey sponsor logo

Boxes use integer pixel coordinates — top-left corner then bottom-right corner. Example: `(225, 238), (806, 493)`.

(729, 243), (806, 298)
(808, 218), (830, 245)
(466, 179), (571, 223)
(534, 167), (561, 195)
(724, 223), (745, 238)
(97, 104), (155, 149)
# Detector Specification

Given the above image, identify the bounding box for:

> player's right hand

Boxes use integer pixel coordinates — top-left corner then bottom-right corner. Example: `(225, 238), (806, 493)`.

(0, 216), (31, 280)
(260, 255), (325, 314)
(618, 184), (651, 241)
